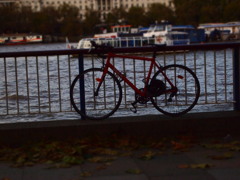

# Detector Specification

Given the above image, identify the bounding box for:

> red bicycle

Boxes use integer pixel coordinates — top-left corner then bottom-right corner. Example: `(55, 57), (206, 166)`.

(70, 42), (200, 120)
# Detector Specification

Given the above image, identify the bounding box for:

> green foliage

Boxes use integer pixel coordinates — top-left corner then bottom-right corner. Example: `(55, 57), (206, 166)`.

(146, 3), (175, 25)
(57, 4), (82, 36)
(0, 4), (84, 37)
(0, 4), (21, 33)
(82, 10), (101, 36)
(125, 6), (147, 27)
(223, 0), (240, 22)
(1, 1), (240, 37)
(1, 134), (240, 169)
(105, 7), (127, 25)
(33, 6), (59, 35)
(174, 0), (240, 25)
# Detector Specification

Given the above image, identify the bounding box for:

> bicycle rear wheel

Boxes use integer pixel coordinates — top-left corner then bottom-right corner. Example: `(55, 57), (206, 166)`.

(151, 64), (200, 116)
(70, 68), (122, 120)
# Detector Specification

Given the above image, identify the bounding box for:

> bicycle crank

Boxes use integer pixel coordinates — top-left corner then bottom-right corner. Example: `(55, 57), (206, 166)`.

(130, 89), (151, 113)
(167, 88), (178, 102)
(130, 101), (137, 113)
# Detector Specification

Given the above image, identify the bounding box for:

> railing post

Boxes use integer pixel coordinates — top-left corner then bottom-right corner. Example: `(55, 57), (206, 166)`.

(78, 54), (86, 119)
(233, 47), (240, 111)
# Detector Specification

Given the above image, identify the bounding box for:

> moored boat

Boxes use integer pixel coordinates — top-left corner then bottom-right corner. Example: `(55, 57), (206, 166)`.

(0, 34), (43, 45)
(67, 22), (190, 49)
(143, 22), (190, 45)
(77, 36), (155, 49)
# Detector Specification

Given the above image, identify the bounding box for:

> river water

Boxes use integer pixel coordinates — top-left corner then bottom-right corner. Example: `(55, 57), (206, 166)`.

(0, 43), (234, 123)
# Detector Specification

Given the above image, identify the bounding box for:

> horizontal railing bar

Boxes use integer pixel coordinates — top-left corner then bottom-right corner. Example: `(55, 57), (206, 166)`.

(0, 42), (239, 120)
(1, 42), (240, 58)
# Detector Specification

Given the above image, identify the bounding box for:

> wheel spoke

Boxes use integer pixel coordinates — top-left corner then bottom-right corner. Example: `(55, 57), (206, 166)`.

(70, 68), (122, 120)
(151, 64), (200, 116)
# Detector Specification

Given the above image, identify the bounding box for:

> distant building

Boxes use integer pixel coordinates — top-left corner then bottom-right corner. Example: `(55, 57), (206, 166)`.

(13, 0), (174, 20)
(0, 0), (16, 6)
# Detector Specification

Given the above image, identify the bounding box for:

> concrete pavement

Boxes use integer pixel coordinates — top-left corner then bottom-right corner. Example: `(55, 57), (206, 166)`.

(1, 141), (240, 180)
(1, 111), (240, 180)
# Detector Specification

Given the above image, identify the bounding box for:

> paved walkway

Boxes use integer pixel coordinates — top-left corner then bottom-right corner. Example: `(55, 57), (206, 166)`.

(1, 111), (240, 180)
(1, 140), (240, 180)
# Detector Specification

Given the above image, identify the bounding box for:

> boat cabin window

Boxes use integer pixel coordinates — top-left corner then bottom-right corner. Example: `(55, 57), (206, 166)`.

(155, 25), (165, 32)
(147, 24), (171, 32)
(112, 25), (131, 33)
(168, 34), (189, 40)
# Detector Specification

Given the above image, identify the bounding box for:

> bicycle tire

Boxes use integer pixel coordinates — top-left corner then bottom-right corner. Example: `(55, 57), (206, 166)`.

(70, 68), (122, 120)
(150, 64), (200, 116)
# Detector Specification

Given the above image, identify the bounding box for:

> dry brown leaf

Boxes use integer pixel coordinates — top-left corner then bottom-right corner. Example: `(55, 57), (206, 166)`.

(208, 152), (234, 160)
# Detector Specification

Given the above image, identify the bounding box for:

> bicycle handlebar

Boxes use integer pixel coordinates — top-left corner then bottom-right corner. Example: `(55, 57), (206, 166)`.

(90, 41), (114, 51)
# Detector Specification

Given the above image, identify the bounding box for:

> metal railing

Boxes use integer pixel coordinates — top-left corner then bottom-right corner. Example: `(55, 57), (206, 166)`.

(0, 43), (240, 121)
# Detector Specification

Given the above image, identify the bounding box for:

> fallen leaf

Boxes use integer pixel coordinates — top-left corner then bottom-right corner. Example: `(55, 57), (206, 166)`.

(190, 163), (213, 169)
(150, 141), (165, 149)
(208, 152), (234, 160)
(171, 141), (190, 151)
(126, 168), (142, 174)
(139, 151), (155, 160)
(230, 146), (240, 151)
(1, 178), (11, 180)
(88, 156), (116, 163)
(96, 162), (112, 170)
(178, 163), (213, 169)
(80, 171), (92, 177)
(96, 164), (108, 170)
(178, 164), (189, 169)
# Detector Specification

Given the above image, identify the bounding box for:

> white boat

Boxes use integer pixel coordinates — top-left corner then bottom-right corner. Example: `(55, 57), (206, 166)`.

(77, 36), (155, 49)
(143, 23), (190, 45)
(93, 24), (141, 38)
(76, 32), (189, 49)
(164, 31), (190, 45)
(67, 23), (190, 49)
(198, 22), (240, 41)
(143, 23), (172, 38)
(0, 34), (43, 45)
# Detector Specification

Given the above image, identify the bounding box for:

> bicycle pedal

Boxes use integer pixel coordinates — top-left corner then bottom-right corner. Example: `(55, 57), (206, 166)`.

(167, 98), (172, 102)
(130, 107), (137, 113)
(130, 102), (137, 113)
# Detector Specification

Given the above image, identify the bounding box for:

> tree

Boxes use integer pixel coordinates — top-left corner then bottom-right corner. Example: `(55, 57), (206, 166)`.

(31, 6), (59, 35)
(82, 10), (101, 36)
(105, 7), (127, 25)
(57, 4), (82, 36)
(173, 0), (235, 25)
(146, 3), (175, 25)
(223, 0), (240, 22)
(0, 4), (20, 33)
(18, 6), (34, 33)
(173, 0), (202, 26)
(125, 6), (147, 27)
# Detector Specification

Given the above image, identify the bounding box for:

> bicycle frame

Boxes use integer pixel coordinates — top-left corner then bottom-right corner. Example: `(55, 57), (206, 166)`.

(96, 52), (176, 97)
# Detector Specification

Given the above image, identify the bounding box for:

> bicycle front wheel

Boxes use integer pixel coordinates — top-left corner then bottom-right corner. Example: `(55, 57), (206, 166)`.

(151, 64), (200, 116)
(70, 68), (122, 120)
